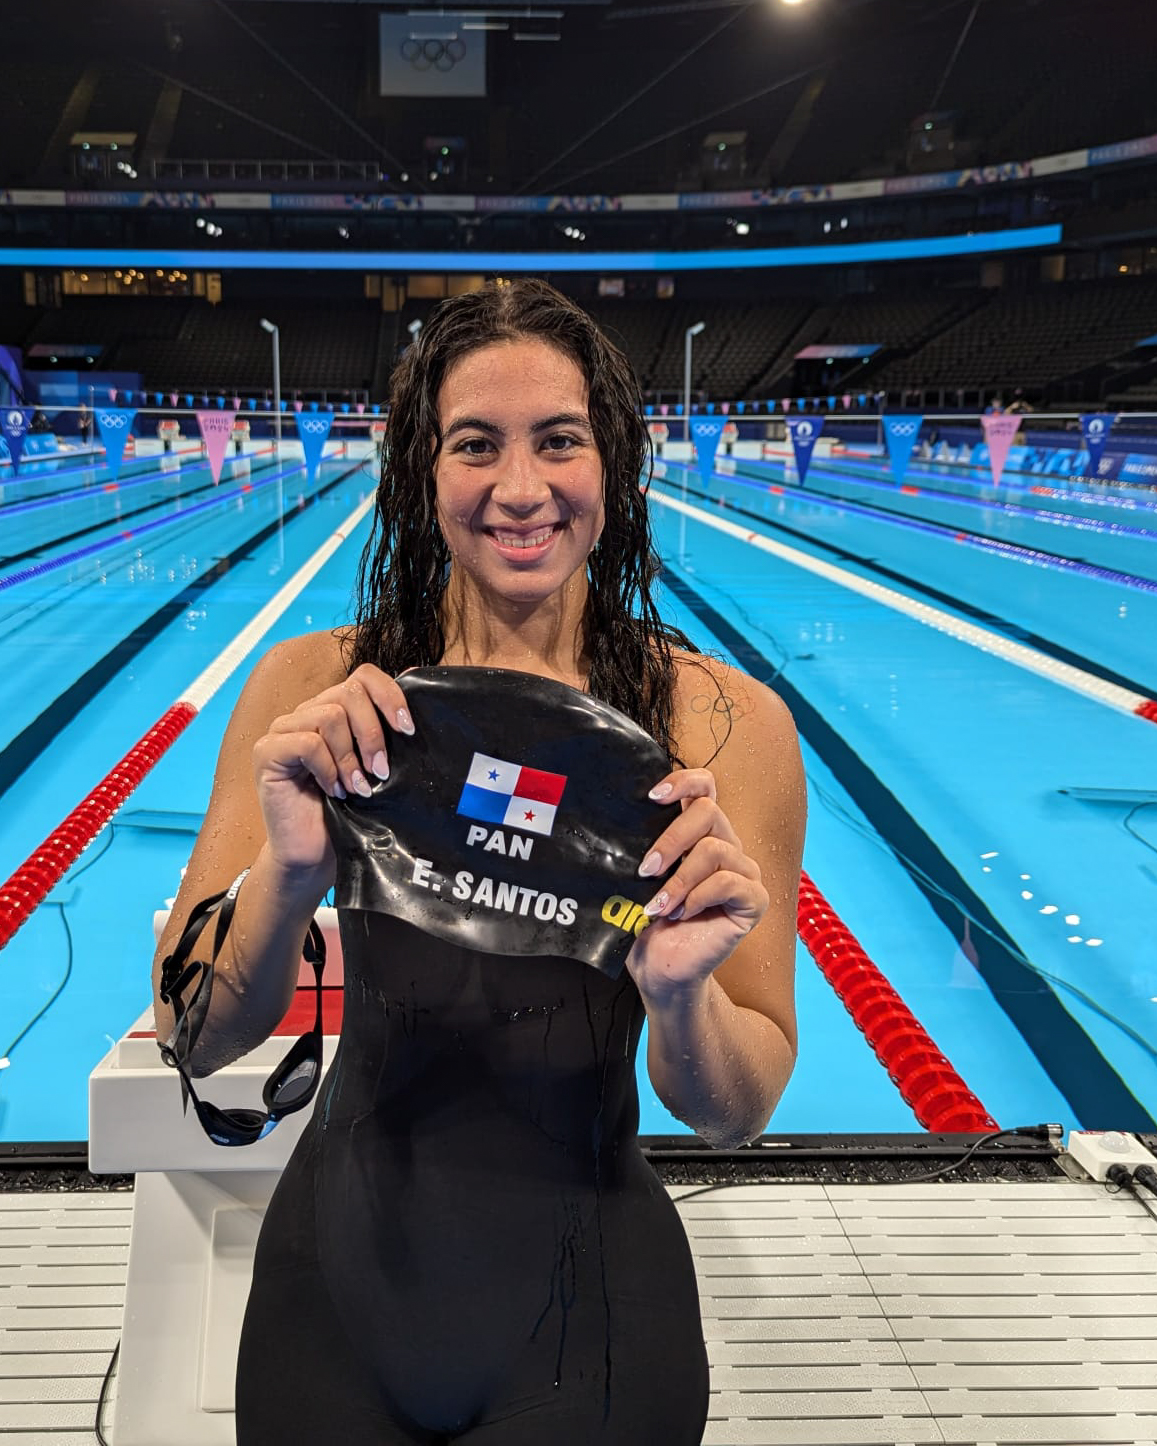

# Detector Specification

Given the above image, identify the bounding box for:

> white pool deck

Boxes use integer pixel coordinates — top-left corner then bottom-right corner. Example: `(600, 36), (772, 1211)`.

(3, 1176), (1157, 1446)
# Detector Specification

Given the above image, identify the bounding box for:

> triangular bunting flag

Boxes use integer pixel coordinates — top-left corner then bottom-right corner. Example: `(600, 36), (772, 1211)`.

(980, 413), (1020, 486)
(882, 414), (924, 486)
(786, 415), (824, 486)
(689, 414), (725, 491)
(195, 409), (238, 484)
(1, 406), (33, 475)
(95, 407), (137, 481)
(297, 409), (334, 481)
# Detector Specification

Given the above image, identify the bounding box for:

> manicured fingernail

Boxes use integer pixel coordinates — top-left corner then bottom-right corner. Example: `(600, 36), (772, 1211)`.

(648, 782), (674, 800)
(668, 903), (685, 922)
(638, 850), (662, 878)
(371, 750), (390, 780)
(332, 781), (346, 800)
(643, 891), (668, 917)
(351, 770), (373, 798)
(396, 708), (414, 735)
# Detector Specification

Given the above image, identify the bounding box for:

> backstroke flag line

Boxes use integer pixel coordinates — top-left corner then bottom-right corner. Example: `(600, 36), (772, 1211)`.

(298, 410), (335, 481)
(979, 413), (1020, 487)
(786, 415), (824, 486)
(96, 407), (137, 482)
(882, 414), (924, 486)
(689, 415), (725, 491)
(195, 409), (237, 485)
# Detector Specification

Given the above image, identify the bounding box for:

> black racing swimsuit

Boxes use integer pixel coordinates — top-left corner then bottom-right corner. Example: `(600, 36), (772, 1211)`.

(236, 914), (709, 1444)
(235, 671), (710, 1443)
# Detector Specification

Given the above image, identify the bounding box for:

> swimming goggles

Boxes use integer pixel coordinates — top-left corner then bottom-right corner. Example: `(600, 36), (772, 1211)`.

(158, 869), (326, 1146)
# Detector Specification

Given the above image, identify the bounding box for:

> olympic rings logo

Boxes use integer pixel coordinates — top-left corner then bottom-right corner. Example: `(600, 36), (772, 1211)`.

(99, 413), (130, 429)
(300, 417), (331, 434)
(888, 420), (919, 436)
(400, 37), (466, 71)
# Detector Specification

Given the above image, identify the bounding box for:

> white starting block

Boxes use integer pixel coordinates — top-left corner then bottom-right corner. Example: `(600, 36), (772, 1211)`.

(89, 911), (345, 1445)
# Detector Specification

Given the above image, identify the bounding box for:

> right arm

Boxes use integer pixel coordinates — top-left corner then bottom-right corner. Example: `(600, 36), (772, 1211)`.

(150, 633), (412, 1076)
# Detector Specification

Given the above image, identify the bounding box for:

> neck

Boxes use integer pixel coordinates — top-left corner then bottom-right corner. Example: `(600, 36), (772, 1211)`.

(439, 568), (591, 686)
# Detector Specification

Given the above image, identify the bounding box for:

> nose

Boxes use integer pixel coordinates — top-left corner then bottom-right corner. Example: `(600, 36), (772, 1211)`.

(490, 443), (551, 514)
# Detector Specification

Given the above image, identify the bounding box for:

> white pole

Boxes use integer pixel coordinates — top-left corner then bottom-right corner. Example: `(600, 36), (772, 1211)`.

(683, 321), (705, 442)
(260, 319), (281, 457)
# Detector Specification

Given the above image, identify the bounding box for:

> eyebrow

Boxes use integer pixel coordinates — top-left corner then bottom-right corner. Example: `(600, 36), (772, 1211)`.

(443, 411), (592, 440)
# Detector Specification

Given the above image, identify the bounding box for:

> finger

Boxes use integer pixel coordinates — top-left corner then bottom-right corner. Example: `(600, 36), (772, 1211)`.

(254, 729), (347, 800)
(335, 673), (397, 782)
(675, 870), (769, 926)
(638, 795), (740, 879)
(348, 664), (416, 739)
(642, 838), (761, 918)
(647, 767), (717, 806)
(270, 701), (372, 798)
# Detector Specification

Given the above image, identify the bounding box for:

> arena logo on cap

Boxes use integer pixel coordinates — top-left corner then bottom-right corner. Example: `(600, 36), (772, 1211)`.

(457, 752), (567, 858)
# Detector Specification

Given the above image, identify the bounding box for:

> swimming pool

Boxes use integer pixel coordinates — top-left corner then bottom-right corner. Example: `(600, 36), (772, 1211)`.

(2, 434), (1155, 1144)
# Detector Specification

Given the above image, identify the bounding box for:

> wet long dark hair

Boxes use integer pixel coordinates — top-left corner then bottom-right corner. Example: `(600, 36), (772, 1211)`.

(346, 280), (695, 757)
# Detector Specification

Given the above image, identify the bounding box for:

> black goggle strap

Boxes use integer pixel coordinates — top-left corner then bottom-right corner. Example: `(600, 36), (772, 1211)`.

(158, 870), (250, 1112)
(261, 917), (327, 1113)
(159, 875), (328, 1134)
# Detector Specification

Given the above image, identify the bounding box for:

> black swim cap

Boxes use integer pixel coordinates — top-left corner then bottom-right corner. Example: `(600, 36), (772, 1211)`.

(322, 667), (676, 977)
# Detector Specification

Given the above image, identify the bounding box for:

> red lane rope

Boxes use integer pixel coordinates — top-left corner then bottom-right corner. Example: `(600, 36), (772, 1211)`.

(0, 685), (1003, 1136)
(797, 870), (999, 1133)
(0, 703), (197, 952)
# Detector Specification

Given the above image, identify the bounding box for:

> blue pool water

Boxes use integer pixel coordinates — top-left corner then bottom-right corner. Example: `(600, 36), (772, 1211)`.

(1, 437), (1155, 1143)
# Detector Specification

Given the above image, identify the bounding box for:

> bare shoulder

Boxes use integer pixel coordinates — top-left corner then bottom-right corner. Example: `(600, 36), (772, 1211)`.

(240, 627), (351, 725)
(670, 649), (797, 773)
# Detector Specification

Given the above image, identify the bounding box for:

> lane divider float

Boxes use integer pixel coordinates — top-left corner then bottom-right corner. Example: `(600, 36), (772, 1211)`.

(0, 489), (376, 952)
(649, 486), (1157, 723)
(797, 870), (998, 1132)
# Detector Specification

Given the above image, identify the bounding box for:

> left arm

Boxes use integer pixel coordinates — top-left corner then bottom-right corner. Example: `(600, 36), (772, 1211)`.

(627, 667), (806, 1148)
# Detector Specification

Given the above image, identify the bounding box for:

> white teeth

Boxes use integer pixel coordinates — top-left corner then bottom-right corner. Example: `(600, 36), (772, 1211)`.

(492, 526), (555, 549)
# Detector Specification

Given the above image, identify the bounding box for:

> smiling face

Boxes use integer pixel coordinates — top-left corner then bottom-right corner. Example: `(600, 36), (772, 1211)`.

(433, 336), (605, 610)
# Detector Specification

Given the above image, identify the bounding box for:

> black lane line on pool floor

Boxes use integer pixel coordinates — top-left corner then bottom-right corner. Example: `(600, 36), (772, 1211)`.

(0, 460), (370, 805)
(0, 456), (281, 571)
(660, 563), (1155, 1133)
(654, 470), (1157, 701)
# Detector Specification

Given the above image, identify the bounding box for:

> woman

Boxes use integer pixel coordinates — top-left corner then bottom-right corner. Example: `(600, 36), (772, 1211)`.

(152, 279), (805, 1444)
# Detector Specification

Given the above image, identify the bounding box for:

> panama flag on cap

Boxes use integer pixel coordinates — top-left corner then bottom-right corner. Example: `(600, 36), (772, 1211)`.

(457, 753), (567, 837)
